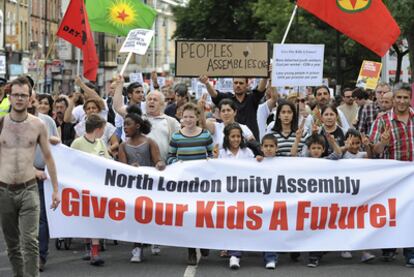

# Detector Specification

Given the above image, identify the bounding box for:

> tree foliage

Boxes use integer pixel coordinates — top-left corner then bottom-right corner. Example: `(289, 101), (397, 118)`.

(386, 0), (414, 81)
(172, 0), (265, 40)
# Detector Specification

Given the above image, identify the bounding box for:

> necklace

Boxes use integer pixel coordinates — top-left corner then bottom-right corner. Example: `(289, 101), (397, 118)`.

(9, 114), (28, 123)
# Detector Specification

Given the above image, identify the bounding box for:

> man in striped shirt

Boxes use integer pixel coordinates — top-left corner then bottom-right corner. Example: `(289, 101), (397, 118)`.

(370, 85), (414, 267)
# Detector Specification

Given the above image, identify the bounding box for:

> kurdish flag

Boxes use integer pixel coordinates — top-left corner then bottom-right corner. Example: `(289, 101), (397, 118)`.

(297, 0), (400, 57)
(85, 0), (157, 36)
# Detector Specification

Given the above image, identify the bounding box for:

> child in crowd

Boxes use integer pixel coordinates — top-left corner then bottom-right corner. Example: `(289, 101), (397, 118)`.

(291, 127), (342, 268)
(218, 123), (255, 159)
(167, 103), (214, 265)
(340, 128), (375, 262)
(260, 134), (281, 270)
(117, 105), (165, 263)
(218, 123), (260, 269)
(70, 114), (110, 266)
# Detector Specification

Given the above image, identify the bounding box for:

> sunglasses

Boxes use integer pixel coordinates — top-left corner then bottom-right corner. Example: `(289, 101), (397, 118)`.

(296, 99), (306, 103)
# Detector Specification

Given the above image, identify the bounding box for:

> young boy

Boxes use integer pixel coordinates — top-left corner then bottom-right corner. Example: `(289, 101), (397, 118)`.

(291, 128), (342, 268)
(71, 114), (109, 266)
(228, 134), (280, 270)
(260, 134), (280, 269)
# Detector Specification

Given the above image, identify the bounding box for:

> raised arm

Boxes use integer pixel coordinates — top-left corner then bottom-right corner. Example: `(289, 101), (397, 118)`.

(75, 76), (100, 100)
(199, 75), (218, 98)
(112, 75), (127, 118)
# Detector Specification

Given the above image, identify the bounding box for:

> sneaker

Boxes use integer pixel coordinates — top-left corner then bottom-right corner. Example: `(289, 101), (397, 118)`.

(307, 257), (320, 268)
(130, 247), (143, 263)
(265, 260), (276, 269)
(187, 248), (197, 265)
(361, 252), (376, 263)
(341, 251), (353, 259)
(382, 251), (397, 262)
(90, 255), (105, 266)
(151, 245), (161, 255)
(405, 258), (414, 268)
(200, 249), (210, 257)
(229, 256), (240, 270)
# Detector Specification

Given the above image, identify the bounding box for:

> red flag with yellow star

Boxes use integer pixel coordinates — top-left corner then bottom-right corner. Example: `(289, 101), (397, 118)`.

(57, 0), (98, 81)
(85, 0), (157, 36)
(297, 0), (400, 56)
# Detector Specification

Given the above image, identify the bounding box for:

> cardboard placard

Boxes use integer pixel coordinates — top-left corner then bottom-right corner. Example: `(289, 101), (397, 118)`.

(175, 40), (270, 77)
(272, 44), (325, 87)
(356, 60), (382, 90)
(120, 29), (154, 55)
(129, 72), (144, 84)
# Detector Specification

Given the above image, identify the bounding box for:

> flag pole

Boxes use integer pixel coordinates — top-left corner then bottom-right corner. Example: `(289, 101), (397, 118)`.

(120, 52), (133, 76)
(35, 34), (58, 93)
(76, 48), (81, 76)
(281, 5), (298, 44)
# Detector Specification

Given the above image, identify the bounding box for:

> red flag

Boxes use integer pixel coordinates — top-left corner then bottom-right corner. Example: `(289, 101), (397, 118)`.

(57, 0), (98, 81)
(297, 0), (400, 57)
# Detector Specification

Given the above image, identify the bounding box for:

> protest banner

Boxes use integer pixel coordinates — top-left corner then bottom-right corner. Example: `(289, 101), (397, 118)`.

(356, 60), (382, 90)
(45, 145), (414, 252)
(129, 72), (144, 84)
(175, 40), (270, 78)
(272, 44), (324, 87)
(119, 29), (154, 75)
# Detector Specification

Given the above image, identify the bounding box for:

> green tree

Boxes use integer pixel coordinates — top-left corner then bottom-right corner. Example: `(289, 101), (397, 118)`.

(386, 0), (414, 82)
(172, 0), (265, 39)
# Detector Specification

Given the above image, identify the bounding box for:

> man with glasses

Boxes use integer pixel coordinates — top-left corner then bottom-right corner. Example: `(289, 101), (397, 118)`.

(357, 82), (391, 134)
(0, 76), (60, 277)
(339, 88), (359, 127)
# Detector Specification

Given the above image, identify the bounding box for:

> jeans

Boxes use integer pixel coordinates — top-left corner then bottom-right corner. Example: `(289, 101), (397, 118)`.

(0, 183), (40, 277)
(263, 252), (279, 263)
(38, 179), (49, 263)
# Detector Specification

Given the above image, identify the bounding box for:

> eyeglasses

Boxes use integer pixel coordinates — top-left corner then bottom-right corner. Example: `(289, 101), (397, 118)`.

(166, 98), (174, 101)
(296, 99), (306, 103)
(10, 93), (29, 99)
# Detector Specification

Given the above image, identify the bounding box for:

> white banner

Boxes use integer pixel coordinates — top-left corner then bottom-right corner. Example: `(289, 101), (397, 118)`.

(272, 44), (324, 87)
(46, 145), (414, 252)
(120, 29), (154, 55)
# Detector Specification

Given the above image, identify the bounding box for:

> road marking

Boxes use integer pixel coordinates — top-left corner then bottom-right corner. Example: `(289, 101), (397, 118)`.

(183, 249), (201, 277)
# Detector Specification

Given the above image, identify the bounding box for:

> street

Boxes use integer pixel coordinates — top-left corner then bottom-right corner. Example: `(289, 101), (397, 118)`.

(1, 233), (413, 277)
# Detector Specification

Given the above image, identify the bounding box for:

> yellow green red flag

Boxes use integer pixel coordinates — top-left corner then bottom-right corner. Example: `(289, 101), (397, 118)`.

(85, 0), (157, 36)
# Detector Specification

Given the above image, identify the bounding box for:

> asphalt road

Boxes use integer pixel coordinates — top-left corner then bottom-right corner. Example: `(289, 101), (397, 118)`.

(1, 234), (414, 277)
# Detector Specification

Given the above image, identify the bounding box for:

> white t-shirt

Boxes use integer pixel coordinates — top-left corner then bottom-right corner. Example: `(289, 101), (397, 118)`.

(218, 147), (254, 159)
(74, 121), (116, 147)
(213, 122), (254, 150)
(145, 114), (180, 162)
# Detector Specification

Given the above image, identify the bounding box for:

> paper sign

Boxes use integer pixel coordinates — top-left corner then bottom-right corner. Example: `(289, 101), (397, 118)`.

(150, 76), (166, 91)
(215, 78), (234, 92)
(175, 40), (270, 77)
(120, 29), (154, 55)
(191, 78), (208, 99)
(272, 44), (325, 87)
(356, 60), (382, 90)
(129, 72), (144, 84)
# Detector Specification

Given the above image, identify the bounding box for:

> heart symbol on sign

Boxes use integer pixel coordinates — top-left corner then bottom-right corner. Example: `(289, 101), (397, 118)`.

(243, 51), (249, 57)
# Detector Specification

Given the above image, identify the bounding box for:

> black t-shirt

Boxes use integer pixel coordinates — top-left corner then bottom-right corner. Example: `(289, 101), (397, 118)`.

(164, 103), (178, 120)
(320, 127), (345, 157)
(212, 89), (263, 140)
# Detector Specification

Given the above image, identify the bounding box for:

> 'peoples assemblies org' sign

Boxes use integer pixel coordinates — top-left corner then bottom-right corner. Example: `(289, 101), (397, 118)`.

(175, 40), (270, 78)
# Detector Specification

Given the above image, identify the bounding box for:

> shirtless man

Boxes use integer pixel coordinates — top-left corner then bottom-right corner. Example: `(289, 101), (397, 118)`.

(0, 76), (60, 277)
